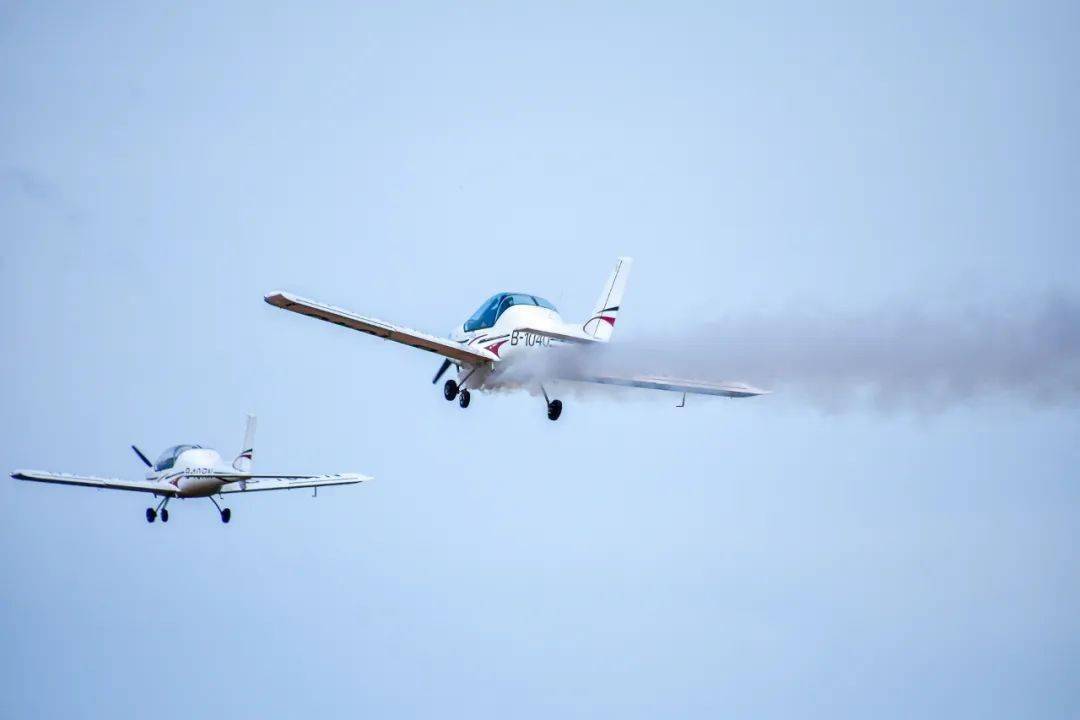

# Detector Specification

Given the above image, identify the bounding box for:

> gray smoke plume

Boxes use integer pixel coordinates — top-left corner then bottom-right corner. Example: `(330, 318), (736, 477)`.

(501, 297), (1080, 412)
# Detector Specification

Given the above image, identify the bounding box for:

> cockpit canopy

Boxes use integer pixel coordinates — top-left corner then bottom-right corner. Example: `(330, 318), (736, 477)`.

(463, 293), (558, 332)
(154, 444), (202, 472)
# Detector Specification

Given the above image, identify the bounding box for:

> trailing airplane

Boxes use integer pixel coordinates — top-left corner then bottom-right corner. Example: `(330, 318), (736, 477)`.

(10, 415), (369, 524)
(265, 257), (766, 421)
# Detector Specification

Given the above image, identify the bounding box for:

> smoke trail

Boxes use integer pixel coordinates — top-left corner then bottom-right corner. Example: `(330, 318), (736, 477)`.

(501, 296), (1080, 411)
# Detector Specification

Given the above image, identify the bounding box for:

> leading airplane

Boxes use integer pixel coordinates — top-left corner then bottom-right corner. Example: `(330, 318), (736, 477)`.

(265, 257), (766, 420)
(11, 415), (369, 524)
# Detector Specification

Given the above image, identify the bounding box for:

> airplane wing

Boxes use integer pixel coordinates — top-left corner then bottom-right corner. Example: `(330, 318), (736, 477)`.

(265, 291), (496, 366)
(219, 472), (370, 493)
(11, 470), (177, 495)
(577, 375), (769, 398)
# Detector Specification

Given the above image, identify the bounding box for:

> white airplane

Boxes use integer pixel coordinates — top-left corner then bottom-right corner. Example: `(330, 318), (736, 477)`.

(265, 257), (766, 420)
(10, 415), (369, 524)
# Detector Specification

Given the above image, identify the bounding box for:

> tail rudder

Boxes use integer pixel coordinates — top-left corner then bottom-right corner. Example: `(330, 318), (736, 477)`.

(583, 257), (632, 341)
(232, 414), (257, 472)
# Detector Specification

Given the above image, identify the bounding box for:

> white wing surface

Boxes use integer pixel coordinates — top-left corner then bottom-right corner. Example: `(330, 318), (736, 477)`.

(579, 375), (769, 398)
(11, 470), (177, 495)
(219, 472), (370, 493)
(265, 291), (496, 366)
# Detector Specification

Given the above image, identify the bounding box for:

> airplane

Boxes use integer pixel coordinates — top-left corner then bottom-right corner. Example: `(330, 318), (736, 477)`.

(265, 257), (767, 421)
(10, 415), (370, 524)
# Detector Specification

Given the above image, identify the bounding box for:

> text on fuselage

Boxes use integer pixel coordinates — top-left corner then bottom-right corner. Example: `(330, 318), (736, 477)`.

(510, 330), (552, 348)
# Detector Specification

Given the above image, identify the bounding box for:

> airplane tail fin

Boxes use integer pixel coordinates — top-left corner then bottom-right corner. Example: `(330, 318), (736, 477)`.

(583, 257), (632, 341)
(232, 414), (257, 473)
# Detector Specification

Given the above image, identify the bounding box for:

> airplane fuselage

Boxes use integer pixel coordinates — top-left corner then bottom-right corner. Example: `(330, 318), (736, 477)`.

(451, 305), (569, 356)
(146, 447), (234, 497)
(12, 413), (367, 524)
(449, 304), (586, 389)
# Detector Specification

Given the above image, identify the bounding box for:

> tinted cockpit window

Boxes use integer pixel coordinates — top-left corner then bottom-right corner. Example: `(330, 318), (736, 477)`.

(463, 293), (557, 332)
(464, 294), (503, 332)
(154, 444), (201, 472)
(497, 294), (518, 316)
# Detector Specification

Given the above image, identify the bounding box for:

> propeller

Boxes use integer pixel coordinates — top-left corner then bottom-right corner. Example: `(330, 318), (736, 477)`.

(432, 358), (452, 384)
(131, 445), (152, 468)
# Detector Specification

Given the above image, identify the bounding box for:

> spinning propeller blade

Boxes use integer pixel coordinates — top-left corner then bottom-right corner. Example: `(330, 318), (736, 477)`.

(131, 445), (152, 468)
(432, 358), (452, 384)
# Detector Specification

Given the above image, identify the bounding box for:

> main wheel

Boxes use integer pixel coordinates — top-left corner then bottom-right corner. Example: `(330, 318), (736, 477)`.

(221, 508), (231, 524)
(458, 388), (471, 408)
(146, 507), (156, 523)
(161, 508), (169, 523)
(547, 399), (563, 421)
(443, 379), (459, 401)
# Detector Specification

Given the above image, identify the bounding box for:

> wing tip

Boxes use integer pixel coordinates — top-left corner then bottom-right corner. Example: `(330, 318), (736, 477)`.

(264, 290), (293, 307)
(11, 469), (52, 480)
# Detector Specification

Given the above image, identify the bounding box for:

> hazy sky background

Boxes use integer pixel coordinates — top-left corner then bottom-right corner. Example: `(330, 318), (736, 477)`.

(2, 2), (1078, 718)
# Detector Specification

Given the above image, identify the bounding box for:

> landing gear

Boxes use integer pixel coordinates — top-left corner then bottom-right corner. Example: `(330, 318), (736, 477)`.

(443, 379), (459, 401)
(446, 379), (472, 409)
(540, 384), (563, 421)
(147, 496), (170, 524)
(547, 399), (563, 421)
(210, 495), (231, 524)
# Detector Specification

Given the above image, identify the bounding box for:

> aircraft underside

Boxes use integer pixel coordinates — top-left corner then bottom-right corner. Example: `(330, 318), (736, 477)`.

(441, 372), (564, 420)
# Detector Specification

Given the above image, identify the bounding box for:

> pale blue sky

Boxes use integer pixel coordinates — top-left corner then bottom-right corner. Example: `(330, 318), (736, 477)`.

(2, 3), (1078, 718)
